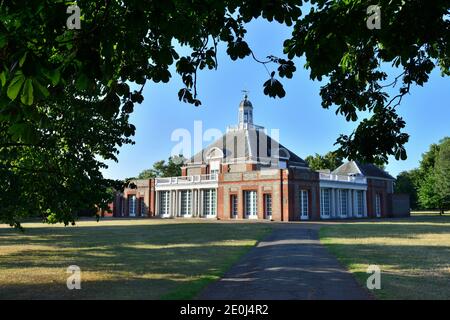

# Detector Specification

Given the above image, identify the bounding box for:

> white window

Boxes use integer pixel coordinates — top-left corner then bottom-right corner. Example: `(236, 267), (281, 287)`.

(300, 190), (309, 219)
(244, 191), (258, 217)
(128, 195), (136, 217)
(140, 197), (146, 216)
(340, 190), (348, 217)
(203, 189), (216, 216)
(180, 190), (192, 216)
(264, 194), (272, 219)
(356, 191), (364, 217)
(159, 191), (170, 216)
(209, 160), (220, 176)
(375, 193), (381, 218)
(230, 195), (238, 218)
(320, 188), (331, 218)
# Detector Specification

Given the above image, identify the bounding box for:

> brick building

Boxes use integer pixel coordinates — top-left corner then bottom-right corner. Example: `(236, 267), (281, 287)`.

(112, 95), (410, 220)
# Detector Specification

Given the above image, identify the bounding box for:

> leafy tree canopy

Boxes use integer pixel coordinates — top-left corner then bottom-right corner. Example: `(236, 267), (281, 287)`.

(0, 91), (133, 227)
(137, 155), (185, 179)
(394, 169), (420, 209)
(1, 1), (449, 226)
(305, 151), (343, 171)
(2, 1), (448, 162)
(397, 137), (450, 214)
(435, 138), (450, 212)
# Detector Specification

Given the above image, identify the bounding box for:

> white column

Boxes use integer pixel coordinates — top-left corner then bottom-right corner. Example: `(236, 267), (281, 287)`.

(198, 189), (203, 217)
(189, 189), (193, 216)
(330, 188), (335, 218)
(177, 190), (181, 216)
(175, 190), (179, 217)
(348, 190), (353, 218)
(196, 189), (200, 217)
(167, 191), (171, 217)
(193, 190), (197, 217)
(171, 190), (176, 217)
(353, 190), (358, 218)
(155, 191), (159, 216)
(319, 188), (323, 219)
(336, 189), (341, 218)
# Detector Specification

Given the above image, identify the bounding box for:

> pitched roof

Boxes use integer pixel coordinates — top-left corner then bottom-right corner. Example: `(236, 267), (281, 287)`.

(188, 128), (308, 168)
(332, 161), (395, 180)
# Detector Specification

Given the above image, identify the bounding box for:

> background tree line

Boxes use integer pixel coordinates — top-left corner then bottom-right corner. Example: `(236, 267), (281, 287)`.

(395, 137), (450, 214)
(132, 155), (185, 180)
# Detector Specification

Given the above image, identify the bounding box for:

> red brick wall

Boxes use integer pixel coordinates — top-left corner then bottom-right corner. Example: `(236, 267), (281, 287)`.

(287, 169), (321, 221)
(216, 168), (320, 222)
(245, 163), (256, 172)
(219, 170), (285, 221)
(149, 179), (156, 216)
(221, 164), (229, 173)
(217, 186), (225, 219)
(367, 178), (390, 218)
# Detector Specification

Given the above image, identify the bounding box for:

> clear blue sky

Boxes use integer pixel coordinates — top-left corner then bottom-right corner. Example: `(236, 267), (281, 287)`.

(102, 19), (449, 180)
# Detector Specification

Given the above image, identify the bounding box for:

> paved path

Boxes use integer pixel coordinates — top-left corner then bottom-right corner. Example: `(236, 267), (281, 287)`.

(198, 223), (372, 300)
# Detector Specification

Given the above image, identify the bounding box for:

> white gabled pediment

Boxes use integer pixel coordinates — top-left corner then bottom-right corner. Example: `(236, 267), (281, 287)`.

(206, 147), (224, 159)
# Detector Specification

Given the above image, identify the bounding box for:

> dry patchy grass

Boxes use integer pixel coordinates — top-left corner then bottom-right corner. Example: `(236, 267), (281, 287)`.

(0, 218), (272, 299)
(320, 216), (450, 299)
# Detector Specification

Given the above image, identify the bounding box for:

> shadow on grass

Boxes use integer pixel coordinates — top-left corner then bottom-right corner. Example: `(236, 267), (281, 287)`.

(0, 222), (271, 299)
(320, 216), (450, 299)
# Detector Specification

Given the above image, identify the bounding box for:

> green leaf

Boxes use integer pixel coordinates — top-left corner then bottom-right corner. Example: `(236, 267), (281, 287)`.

(0, 34), (7, 48)
(19, 52), (28, 67)
(8, 123), (35, 143)
(75, 73), (89, 91)
(0, 71), (6, 87)
(7, 72), (25, 101)
(33, 78), (50, 98)
(43, 68), (61, 86)
(20, 78), (34, 105)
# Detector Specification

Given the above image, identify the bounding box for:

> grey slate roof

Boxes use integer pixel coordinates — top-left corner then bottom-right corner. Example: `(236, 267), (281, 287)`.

(332, 161), (395, 180)
(188, 128), (308, 168)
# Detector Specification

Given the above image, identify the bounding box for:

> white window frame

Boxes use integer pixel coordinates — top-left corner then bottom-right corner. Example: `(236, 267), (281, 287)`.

(129, 195), (136, 217)
(264, 194), (272, 219)
(356, 190), (364, 217)
(340, 190), (348, 218)
(230, 194), (238, 218)
(203, 189), (217, 217)
(159, 191), (170, 216)
(375, 193), (381, 218)
(180, 190), (192, 216)
(244, 191), (258, 219)
(320, 188), (331, 218)
(140, 197), (146, 216)
(300, 190), (309, 220)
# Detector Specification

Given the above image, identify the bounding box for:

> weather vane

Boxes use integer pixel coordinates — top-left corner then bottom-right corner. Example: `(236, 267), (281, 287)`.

(241, 89), (249, 99)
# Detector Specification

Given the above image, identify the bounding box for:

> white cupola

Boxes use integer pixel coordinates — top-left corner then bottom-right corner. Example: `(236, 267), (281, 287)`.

(238, 93), (253, 129)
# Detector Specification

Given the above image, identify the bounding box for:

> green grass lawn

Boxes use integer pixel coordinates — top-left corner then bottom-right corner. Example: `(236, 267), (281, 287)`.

(319, 215), (450, 300)
(411, 210), (450, 216)
(0, 219), (272, 299)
